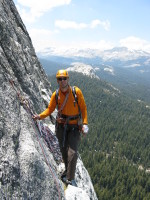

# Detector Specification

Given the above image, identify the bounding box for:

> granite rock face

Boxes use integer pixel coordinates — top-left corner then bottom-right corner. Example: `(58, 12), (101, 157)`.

(0, 0), (98, 199)
(0, 0), (63, 199)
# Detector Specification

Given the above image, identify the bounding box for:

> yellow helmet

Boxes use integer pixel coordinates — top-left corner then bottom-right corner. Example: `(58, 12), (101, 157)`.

(56, 69), (69, 78)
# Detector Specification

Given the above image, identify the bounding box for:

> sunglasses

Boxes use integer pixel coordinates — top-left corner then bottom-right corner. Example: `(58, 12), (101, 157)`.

(57, 77), (67, 81)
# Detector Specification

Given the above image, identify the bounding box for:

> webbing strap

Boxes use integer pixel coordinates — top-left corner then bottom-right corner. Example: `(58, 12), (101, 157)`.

(56, 86), (77, 106)
(59, 114), (79, 120)
(58, 89), (70, 114)
(72, 86), (78, 104)
(72, 86), (81, 118)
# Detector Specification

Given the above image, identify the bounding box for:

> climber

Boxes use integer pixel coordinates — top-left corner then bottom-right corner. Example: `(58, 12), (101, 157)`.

(32, 69), (89, 187)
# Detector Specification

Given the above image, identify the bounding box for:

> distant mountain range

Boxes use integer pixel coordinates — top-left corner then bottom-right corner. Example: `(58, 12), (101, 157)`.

(37, 46), (150, 65)
(38, 46), (150, 59)
(38, 46), (150, 78)
(38, 46), (150, 103)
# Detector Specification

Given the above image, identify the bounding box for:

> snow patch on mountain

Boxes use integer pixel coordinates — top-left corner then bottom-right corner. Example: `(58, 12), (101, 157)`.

(94, 67), (100, 71)
(38, 47), (101, 58)
(104, 66), (115, 75)
(67, 62), (100, 79)
(124, 63), (141, 68)
(100, 47), (150, 61)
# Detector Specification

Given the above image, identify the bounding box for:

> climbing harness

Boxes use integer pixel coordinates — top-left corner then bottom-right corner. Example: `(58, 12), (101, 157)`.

(55, 86), (82, 147)
(9, 79), (65, 200)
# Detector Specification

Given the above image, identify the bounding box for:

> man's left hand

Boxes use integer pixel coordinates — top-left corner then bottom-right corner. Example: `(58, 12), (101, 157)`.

(82, 124), (89, 136)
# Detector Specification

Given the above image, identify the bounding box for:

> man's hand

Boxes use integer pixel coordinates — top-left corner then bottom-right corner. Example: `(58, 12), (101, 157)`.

(32, 114), (40, 120)
(82, 124), (89, 136)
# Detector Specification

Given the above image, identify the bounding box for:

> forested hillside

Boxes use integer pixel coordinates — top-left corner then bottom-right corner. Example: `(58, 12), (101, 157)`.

(48, 72), (150, 200)
(95, 65), (150, 104)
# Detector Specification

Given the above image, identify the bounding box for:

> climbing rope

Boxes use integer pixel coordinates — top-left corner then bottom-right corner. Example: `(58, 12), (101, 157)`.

(37, 121), (62, 164)
(9, 79), (65, 200)
(25, 98), (62, 164)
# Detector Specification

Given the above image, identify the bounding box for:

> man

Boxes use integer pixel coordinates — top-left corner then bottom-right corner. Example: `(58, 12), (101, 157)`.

(33, 69), (89, 187)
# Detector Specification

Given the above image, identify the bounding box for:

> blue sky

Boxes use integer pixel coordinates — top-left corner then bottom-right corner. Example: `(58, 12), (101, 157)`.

(13, 0), (150, 53)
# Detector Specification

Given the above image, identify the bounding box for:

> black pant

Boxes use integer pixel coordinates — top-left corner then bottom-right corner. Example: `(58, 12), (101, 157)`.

(56, 123), (80, 180)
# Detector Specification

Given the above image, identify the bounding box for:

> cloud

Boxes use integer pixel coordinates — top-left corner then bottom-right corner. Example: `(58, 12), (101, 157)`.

(28, 28), (59, 51)
(15, 0), (71, 23)
(62, 40), (113, 50)
(29, 28), (54, 38)
(90, 19), (110, 31)
(120, 36), (150, 52)
(55, 20), (87, 29)
(55, 19), (110, 30)
(28, 27), (114, 51)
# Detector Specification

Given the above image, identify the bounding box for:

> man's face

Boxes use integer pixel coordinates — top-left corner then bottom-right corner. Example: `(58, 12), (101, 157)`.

(57, 77), (69, 89)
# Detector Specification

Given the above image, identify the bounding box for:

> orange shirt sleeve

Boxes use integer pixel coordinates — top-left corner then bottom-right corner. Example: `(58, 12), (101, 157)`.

(39, 91), (56, 119)
(76, 87), (88, 125)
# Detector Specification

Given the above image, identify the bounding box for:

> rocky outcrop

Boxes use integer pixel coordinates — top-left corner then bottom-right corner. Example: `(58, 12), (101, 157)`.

(67, 62), (100, 79)
(0, 0), (97, 199)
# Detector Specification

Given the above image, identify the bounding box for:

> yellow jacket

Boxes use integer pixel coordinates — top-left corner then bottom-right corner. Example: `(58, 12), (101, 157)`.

(39, 86), (88, 125)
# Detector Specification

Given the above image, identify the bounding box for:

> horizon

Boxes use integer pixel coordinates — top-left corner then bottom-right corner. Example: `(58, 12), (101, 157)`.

(13, 0), (150, 53)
